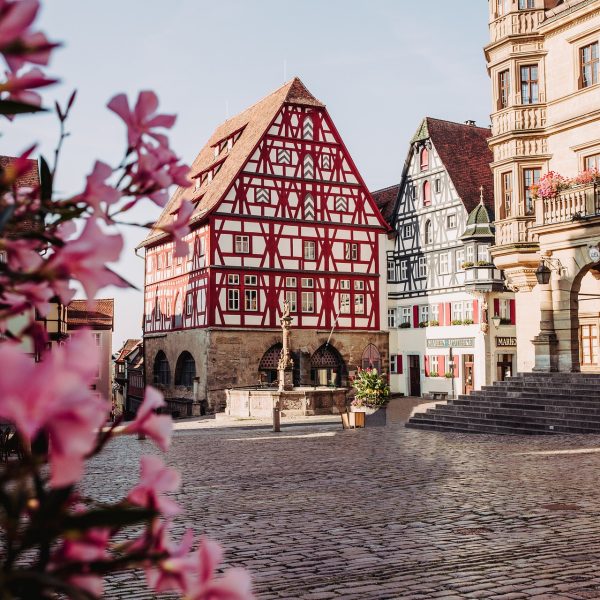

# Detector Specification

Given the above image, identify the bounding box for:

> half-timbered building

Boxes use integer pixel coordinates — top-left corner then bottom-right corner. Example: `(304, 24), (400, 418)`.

(140, 78), (389, 414)
(376, 118), (517, 398)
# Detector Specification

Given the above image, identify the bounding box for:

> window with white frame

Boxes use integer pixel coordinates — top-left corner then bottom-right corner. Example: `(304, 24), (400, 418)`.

(411, 185), (417, 202)
(244, 275), (257, 286)
(244, 289), (258, 311)
(466, 245), (474, 263)
(340, 280), (350, 290)
(235, 235), (249, 254)
(355, 294), (365, 314)
(285, 277), (296, 287)
(434, 178), (441, 194)
(301, 278), (314, 288)
(228, 274), (239, 285)
(456, 249), (465, 270)
(401, 307), (411, 325)
(499, 298), (510, 320)
(304, 240), (316, 260)
(430, 355), (439, 375)
(285, 290), (297, 312)
(420, 305), (429, 324)
(302, 291), (314, 312)
(388, 309), (397, 328)
(186, 293), (193, 315)
(400, 260), (408, 280)
(431, 304), (439, 323)
(447, 213), (457, 229)
(402, 224), (413, 239)
(340, 293), (351, 314)
(439, 252), (449, 275)
(477, 245), (489, 263)
(418, 256), (427, 278)
(464, 301), (473, 322)
(345, 242), (359, 261)
(387, 260), (395, 282)
(452, 302), (464, 322)
(354, 280), (364, 290)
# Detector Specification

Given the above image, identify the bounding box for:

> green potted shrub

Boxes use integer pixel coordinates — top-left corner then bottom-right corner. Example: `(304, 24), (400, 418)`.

(445, 371), (454, 378)
(429, 371), (439, 378)
(428, 320), (439, 327)
(463, 318), (474, 325)
(451, 319), (463, 325)
(462, 261), (474, 269)
(349, 368), (390, 426)
(399, 322), (411, 329)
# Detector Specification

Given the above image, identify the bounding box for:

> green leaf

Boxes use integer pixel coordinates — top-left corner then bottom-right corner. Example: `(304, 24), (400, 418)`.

(39, 156), (53, 202)
(0, 100), (46, 115)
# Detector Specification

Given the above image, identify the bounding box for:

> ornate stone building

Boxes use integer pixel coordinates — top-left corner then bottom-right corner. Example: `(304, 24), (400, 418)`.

(139, 78), (389, 414)
(486, 0), (600, 373)
(375, 118), (516, 398)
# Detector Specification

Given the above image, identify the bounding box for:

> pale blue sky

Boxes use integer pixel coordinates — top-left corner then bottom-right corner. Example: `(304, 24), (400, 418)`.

(3, 1), (492, 350)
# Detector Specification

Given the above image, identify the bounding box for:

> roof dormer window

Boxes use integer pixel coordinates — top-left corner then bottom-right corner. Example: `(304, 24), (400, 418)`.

(420, 147), (429, 171)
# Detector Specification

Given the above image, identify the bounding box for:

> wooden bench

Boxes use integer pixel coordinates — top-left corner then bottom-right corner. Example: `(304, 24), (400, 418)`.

(430, 391), (449, 401)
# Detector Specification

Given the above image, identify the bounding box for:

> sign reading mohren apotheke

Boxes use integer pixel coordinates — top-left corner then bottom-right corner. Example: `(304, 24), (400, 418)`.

(426, 338), (475, 349)
(496, 336), (517, 347)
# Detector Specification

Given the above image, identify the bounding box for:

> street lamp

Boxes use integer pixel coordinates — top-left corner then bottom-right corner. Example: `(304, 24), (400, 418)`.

(492, 314), (502, 328)
(535, 262), (551, 285)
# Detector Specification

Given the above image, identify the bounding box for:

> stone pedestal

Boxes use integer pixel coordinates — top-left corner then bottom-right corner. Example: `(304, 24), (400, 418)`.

(532, 332), (559, 372)
(278, 367), (293, 391)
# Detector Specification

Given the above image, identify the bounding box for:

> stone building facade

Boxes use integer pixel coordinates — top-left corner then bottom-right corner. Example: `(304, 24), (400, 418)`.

(486, 0), (600, 373)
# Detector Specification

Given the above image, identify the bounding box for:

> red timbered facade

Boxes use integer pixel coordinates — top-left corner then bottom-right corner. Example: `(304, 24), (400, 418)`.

(140, 78), (389, 413)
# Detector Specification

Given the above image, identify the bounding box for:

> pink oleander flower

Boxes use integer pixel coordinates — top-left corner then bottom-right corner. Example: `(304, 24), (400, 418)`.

(0, 67), (57, 113)
(44, 217), (128, 299)
(75, 160), (121, 219)
(144, 524), (197, 594)
(107, 90), (176, 149)
(0, 1), (57, 71)
(190, 537), (254, 600)
(0, 331), (109, 487)
(128, 455), (181, 517)
(1, 280), (54, 316)
(162, 201), (194, 258)
(123, 386), (172, 451)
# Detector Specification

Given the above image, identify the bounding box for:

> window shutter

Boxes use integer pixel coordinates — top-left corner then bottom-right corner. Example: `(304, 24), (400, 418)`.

(453, 358), (459, 378)
(509, 299), (516, 325)
(494, 298), (500, 318)
(439, 356), (445, 375)
(413, 305), (420, 328)
(424, 355), (430, 377)
(445, 303), (451, 326)
(438, 304), (444, 326)
(473, 299), (479, 324)
(398, 355), (403, 374)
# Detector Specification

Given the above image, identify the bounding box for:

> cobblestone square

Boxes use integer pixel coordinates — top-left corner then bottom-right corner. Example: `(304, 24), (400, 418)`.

(88, 398), (600, 599)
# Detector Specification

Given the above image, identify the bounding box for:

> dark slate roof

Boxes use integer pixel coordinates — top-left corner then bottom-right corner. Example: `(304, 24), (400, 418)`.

(413, 117), (494, 214)
(371, 184), (400, 224)
(461, 198), (495, 241)
(67, 299), (114, 331)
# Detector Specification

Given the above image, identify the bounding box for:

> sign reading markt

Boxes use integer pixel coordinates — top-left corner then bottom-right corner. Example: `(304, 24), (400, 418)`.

(426, 338), (475, 349)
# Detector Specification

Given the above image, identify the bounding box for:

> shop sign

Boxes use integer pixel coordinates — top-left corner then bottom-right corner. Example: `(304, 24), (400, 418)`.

(426, 338), (474, 348)
(496, 336), (517, 347)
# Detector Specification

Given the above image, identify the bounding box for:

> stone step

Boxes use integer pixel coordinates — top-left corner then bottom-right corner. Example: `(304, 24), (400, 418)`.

(450, 399), (600, 413)
(454, 395), (600, 409)
(405, 415), (558, 435)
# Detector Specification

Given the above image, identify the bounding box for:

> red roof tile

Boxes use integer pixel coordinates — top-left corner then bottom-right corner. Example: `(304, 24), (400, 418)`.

(67, 298), (114, 330)
(115, 338), (141, 363)
(371, 184), (400, 223)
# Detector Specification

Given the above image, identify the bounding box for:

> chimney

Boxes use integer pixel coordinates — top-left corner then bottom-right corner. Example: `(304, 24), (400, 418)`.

(465, 120), (476, 126)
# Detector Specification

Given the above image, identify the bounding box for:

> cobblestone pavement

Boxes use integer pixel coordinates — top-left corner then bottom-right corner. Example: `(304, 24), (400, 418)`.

(85, 398), (600, 599)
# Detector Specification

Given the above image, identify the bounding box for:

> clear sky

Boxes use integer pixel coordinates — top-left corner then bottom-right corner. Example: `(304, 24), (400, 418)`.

(4, 1), (492, 352)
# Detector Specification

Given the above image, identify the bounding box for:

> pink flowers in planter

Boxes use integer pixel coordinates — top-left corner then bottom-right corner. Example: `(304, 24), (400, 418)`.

(533, 169), (600, 200)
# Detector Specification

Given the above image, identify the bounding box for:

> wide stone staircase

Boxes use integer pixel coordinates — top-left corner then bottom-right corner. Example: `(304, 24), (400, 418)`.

(406, 372), (600, 434)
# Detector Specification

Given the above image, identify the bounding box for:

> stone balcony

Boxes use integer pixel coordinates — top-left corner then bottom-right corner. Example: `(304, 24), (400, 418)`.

(491, 105), (546, 137)
(495, 218), (537, 246)
(489, 9), (544, 43)
(537, 183), (600, 226)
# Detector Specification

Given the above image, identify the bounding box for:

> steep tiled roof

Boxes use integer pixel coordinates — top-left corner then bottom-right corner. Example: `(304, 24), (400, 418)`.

(115, 338), (141, 363)
(141, 77), (325, 248)
(0, 155), (39, 188)
(414, 118), (494, 214)
(371, 184), (400, 224)
(67, 298), (114, 330)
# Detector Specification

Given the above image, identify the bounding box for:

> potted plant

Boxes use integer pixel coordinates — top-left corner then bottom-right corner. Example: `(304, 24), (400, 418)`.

(428, 320), (439, 327)
(463, 318), (474, 325)
(399, 322), (412, 329)
(349, 368), (390, 426)
(445, 371), (454, 378)
(451, 319), (463, 325)
(462, 261), (475, 269)
(429, 371), (439, 378)
(419, 320), (428, 328)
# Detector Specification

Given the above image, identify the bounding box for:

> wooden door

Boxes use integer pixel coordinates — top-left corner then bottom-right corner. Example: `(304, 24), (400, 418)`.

(464, 355), (474, 395)
(408, 355), (421, 397)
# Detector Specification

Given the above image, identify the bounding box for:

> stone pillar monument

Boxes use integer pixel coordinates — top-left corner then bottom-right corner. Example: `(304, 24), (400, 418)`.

(278, 300), (294, 391)
(532, 267), (558, 372)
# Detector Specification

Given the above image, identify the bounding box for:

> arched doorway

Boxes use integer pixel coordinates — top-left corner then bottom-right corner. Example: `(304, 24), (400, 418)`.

(259, 344), (282, 385)
(153, 351), (171, 385)
(361, 344), (381, 371)
(570, 263), (600, 372)
(174, 351), (196, 388)
(310, 344), (345, 387)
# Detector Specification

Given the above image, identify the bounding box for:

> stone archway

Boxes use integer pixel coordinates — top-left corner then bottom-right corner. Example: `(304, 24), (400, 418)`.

(310, 344), (346, 387)
(568, 262), (600, 372)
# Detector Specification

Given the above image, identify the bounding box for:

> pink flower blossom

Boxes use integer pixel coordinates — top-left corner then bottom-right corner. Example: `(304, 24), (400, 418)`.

(44, 217), (128, 299)
(0, 331), (109, 487)
(123, 386), (172, 451)
(190, 537), (254, 600)
(0, 67), (57, 114)
(107, 91), (176, 149)
(162, 201), (194, 258)
(2, 280), (54, 316)
(75, 161), (121, 219)
(127, 455), (181, 517)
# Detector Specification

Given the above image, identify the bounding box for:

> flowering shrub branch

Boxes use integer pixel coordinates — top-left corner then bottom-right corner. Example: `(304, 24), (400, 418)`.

(350, 367), (390, 409)
(0, 1), (252, 598)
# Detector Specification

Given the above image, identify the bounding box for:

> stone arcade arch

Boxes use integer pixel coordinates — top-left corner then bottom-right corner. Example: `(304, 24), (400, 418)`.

(310, 344), (346, 387)
(153, 351), (170, 385)
(361, 344), (381, 371)
(174, 351), (196, 388)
